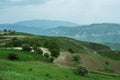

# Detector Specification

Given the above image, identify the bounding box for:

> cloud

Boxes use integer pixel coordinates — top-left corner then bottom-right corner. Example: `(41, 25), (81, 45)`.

(0, 0), (52, 9)
(0, 0), (120, 24)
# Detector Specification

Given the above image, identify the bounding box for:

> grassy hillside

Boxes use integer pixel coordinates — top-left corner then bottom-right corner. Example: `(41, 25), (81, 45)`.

(0, 49), (48, 61)
(0, 32), (111, 53)
(0, 59), (120, 80)
(98, 51), (120, 60)
(0, 32), (120, 80)
(104, 43), (120, 51)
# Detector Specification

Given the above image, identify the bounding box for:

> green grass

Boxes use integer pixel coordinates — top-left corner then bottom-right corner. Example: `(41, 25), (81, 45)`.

(0, 49), (48, 61)
(1, 32), (111, 54)
(98, 51), (120, 60)
(0, 59), (120, 80)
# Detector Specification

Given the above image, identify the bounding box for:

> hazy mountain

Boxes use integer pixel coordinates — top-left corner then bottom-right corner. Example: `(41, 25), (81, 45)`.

(0, 24), (45, 35)
(16, 19), (79, 29)
(46, 23), (120, 50)
(1, 22), (120, 50)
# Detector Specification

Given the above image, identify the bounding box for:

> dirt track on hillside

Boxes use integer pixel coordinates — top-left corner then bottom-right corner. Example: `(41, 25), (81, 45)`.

(54, 52), (74, 67)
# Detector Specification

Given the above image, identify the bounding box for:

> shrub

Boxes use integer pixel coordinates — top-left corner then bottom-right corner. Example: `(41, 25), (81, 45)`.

(50, 49), (60, 58)
(44, 53), (49, 58)
(35, 49), (43, 54)
(33, 45), (43, 54)
(28, 68), (33, 72)
(45, 73), (50, 77)
(22, 44), (32, 52)
(73, 55), (80, 62)
(75, 65), (88, 76)
(36, 48), (43, 54)
(4, 37), (22, 47)
(49, 57), (55, 63)
(12, 37), (22, 47)
(0, 75), (3, 80)
(105, 61), (109, 65)
(44, 40), (60, 51)
(72, 55), (81, 66)
(68, 48), (74, 53)
(7, 53), (19, 60)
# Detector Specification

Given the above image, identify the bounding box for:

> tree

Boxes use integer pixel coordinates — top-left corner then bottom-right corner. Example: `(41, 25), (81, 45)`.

(12, 37), (22, 47)
(72, 55), (81, 62)
(8, 53), (19, 60)
(22, 44), (32, 52)
(105, 61), (109, 65)
(3, 29), (7, 32)
(35, 48), (43, 54)
(49, 57), (55, 63)
(33, 46), (43, 54)
(75, 65), (88, 76)
(68, 48), (74, 53)
(44, 53), (49, 58)
(50, 49), (60, 58)
(44, 40), (60, 51)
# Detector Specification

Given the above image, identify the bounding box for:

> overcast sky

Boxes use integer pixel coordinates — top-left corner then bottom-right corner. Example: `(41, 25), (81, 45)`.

(0, 0), (120, 24)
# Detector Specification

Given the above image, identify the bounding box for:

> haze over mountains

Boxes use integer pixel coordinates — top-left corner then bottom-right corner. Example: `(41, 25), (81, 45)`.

(0, 20), (78, 34)
(16, 20), (79, 29)
(0, 20), (120, 50)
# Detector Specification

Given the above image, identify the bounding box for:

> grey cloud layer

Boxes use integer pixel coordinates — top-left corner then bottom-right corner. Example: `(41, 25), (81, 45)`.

(0, 0), (52, 8)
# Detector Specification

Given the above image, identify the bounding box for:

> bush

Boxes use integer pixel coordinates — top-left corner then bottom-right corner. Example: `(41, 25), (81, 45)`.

(50, 49), (60, 58)
(75, 65), (88, 76)
(68, 48), (74, 53)
(33, 46), (43, 54)
(0, 75), (3, 80)
(12, 37), (22, 47)
(28, 68), (33, 72)
(44, 53), (49, 58)
(72, 55), (81, 66)
(35, 48), (43, 54)
(44, 40), (60, 51)
(22, 44), (32, 52)
(49, 57), (55, 63)
(73, 55), (80, 62)
(105, 61), (109, 65)
(4, 37), (22, 47)
(7, 53), (19, 60)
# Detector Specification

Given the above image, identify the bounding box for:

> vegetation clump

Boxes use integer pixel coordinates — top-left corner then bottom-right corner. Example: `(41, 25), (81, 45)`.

(49, 57), (55, 63)
(72, 55), (81, 66)
(44, 53), (49, 58)
(7, 53), (19, 60)
(50, 49), (60, 58)
(44, 40), (60, 58)
(22, 44), (32, 52)
(75, 65), (88, 76)
(68, 48), (74, 53)
(33, 46), (43, 54)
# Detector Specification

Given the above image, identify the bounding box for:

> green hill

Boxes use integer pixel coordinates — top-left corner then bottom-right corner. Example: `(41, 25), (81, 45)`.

(0, 32), (120, 80)
(0, 59), (119, 80)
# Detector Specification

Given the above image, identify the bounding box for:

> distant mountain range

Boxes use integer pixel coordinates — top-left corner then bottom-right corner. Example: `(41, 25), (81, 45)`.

(15, 19), (79, 29)
(47, 23), (120, 43)
(46, 23), (120, 50)
(0, 20), (78, 34)
(0, 20), (120, 50)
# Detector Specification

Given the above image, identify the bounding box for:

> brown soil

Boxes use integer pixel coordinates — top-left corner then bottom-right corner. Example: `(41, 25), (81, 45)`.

(54, 52), (74, 67)
(80, 54), (104, 71)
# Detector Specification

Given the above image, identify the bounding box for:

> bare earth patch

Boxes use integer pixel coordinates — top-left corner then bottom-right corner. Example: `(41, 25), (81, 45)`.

(80, 54), (104, 71)
(54, 52), (74, 67)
